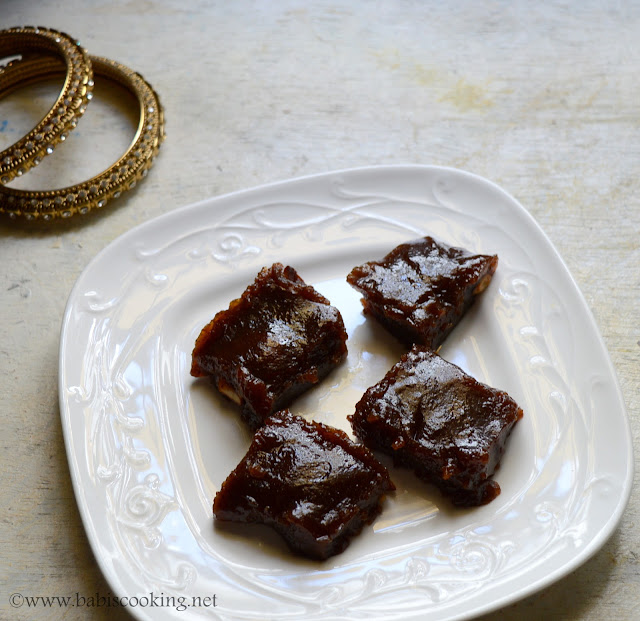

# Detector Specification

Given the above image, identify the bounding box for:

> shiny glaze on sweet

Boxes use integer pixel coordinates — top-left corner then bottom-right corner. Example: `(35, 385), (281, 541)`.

(191, 264), (348, 428)
(351, 347), (523, 506)
(213, 411), (395, 560)
(347, 236), (498, 349)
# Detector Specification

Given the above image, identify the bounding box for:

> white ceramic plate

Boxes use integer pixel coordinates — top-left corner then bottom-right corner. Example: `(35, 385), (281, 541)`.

(59, 165), (633, 621)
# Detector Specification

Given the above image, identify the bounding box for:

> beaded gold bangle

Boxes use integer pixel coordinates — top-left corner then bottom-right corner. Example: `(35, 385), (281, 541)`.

(0, 26), (94, 184)
(0, 55), (165, 220)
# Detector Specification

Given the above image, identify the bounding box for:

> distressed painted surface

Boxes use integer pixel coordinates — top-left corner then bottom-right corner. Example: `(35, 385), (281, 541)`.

(1, 2), (638, 620)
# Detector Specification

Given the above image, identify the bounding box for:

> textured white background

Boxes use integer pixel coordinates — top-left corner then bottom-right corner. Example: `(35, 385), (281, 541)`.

(1, 2), (638, 620)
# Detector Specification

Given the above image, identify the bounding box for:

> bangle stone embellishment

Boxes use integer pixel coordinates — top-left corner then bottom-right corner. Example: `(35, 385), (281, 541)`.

(0, 54), (165, 220)
(0, 26), (94, 184)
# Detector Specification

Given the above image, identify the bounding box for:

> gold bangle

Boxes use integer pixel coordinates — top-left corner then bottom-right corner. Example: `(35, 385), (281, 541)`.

(0, 26), (94, 184)
(0, 55), (165, 220)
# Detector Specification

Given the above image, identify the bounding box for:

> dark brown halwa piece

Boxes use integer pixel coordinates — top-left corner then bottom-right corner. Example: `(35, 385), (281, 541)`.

(213, 411), (395, 560)
(346, 236), (498, 349)
(350, 347), (522, 507)
(191, 263), (348, 430)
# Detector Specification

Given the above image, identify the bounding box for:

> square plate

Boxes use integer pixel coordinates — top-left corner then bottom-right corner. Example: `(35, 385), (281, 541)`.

(59, 165), (633, 620)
